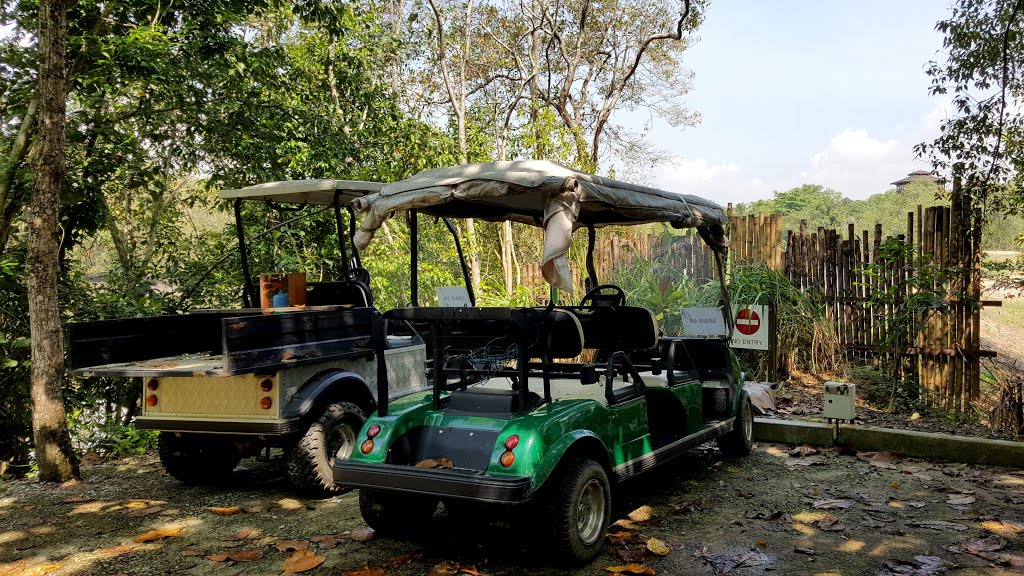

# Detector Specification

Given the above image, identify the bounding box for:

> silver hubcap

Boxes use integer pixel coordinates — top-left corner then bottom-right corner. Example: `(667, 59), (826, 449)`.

(743, 401), (752, 440)
(576, 479), (606, 545)
(328, 424), (357, 465)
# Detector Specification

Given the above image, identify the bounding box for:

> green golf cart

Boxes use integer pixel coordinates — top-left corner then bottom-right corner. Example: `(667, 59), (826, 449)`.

(332, 161), (750, 564)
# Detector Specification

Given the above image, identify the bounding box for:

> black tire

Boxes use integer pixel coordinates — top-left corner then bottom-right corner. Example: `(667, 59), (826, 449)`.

(541, 457), (611, 565)
(717, 390), (753, 457)
(286, 401), (366, 498)
(359, 489), (438, 535)
(158, 432), (240, 485)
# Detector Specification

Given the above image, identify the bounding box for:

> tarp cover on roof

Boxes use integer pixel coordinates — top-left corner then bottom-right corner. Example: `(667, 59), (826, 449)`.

(353, 160), (729, 292)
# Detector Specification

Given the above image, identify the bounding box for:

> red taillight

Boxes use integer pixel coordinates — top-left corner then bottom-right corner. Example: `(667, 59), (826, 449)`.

(360, 439), (374, 454)
(367, 424), (381, 438)
(504, 435), (519, 450)
(259, 379), (273, 392)
(499, 451), (515, 467)
(260, 397), (272, 410)
(145, 395), (158, 407)
(146, 379), (158, 391)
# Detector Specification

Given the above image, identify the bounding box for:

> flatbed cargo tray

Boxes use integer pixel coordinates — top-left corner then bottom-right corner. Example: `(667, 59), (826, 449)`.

(68, 306), (375, 378)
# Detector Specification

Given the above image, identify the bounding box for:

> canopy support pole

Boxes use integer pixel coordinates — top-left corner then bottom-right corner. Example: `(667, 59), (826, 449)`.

(347, 206), (362, 268)
(442, 217), (476, 306)
(410, 210), (419, 306)
(333, 190), (351, 279)
(233, 199), (256, 308)
(585, 225), (598, 291)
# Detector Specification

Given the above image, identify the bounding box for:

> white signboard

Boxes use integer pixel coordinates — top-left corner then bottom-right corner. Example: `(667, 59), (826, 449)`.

(436, 286), (472, 307)
(730, 304), (770, 350)
(680, 307), (728, 338)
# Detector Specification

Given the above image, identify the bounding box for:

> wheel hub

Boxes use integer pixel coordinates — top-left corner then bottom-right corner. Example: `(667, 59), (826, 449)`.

(576, 479), (606, 545)
(327, 424), (357, 466)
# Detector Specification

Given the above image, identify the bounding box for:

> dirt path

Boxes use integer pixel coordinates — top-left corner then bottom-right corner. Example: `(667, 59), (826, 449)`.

(2, 444), (1023, 576)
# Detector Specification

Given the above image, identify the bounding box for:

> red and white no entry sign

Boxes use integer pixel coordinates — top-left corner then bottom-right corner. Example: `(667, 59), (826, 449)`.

(736, 307), (761, 336)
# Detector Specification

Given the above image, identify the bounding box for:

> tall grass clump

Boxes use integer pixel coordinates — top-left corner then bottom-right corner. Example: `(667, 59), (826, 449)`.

(724, 264), (843, 379)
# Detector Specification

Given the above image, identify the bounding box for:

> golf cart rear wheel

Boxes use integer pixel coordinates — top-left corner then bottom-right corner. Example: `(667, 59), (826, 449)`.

(717, 390), (753, 457)
(158, 432), (240, 485)
(359, 489), (438, 535)
(542, 457), (611, 565)
(286, 401), (365, 498)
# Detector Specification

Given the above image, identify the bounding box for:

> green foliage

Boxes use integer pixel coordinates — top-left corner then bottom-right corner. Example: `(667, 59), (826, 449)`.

(612, 260), (715, 336)
(859, 238), (962, 410)
(918, 0), (1024, 216)
(727, 264), (842, 379)
(69, 417), (159, 459)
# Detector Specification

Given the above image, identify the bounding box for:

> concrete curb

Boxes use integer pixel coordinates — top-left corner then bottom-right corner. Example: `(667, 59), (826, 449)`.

(753, 417), (1024, 468)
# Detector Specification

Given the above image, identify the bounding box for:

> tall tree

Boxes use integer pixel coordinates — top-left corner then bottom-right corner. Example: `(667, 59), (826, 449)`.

(27, 0), (79, 482)
(918, 0), (1024, 215)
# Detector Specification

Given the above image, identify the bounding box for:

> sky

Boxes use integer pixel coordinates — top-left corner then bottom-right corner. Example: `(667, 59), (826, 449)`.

(626, 0), (954, 206)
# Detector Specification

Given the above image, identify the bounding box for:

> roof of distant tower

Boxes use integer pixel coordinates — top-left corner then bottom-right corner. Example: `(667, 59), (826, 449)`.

(890, 170), (942, 187)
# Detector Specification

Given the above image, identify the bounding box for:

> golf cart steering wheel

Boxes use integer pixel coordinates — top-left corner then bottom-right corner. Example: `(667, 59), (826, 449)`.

(579, 284), (626, 307)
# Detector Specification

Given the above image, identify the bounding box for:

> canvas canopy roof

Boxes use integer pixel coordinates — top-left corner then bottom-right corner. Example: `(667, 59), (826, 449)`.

(353, 160), (729, 293)
(219, 179), (384, 206)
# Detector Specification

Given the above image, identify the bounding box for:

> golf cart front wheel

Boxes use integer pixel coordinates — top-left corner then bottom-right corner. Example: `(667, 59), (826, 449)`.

(359, 489), (439, 535)
(286, 401), (365, 498)
(543, 457), (611, 565)
(717, 390), (753, 457)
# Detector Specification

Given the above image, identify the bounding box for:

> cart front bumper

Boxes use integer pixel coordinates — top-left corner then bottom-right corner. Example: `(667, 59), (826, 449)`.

(332, 461), (531, 503)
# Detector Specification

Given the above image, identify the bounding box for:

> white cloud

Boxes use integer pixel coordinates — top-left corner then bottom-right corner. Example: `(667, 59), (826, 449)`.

(653, 158), (775, 206)
(802, 128), (923, 198)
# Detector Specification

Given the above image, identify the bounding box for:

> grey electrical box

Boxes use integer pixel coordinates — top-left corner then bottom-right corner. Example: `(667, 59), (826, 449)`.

(823, 381), (856, 421)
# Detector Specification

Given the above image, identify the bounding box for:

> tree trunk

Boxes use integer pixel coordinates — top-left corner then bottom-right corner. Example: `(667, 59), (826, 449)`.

(27, 0), (79, 483)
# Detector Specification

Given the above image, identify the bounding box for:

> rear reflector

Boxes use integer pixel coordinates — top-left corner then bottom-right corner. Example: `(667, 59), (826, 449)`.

(260, 397), (272, 410)
(499, 451), (515, 467)
(145, 395), (158, 407)
(360, 439), (374, 454)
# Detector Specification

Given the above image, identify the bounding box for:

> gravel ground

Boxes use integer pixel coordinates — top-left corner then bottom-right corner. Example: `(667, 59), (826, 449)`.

(2, 444), (1023, 576)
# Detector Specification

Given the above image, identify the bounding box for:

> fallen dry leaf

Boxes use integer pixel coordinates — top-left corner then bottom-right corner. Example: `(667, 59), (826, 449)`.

(607, 530), (638, 545)
(206, 553), (229, 562)
(61, 496), (93, 504)
(283, 550), (326, 573)
(458, 566), (480, 576)
(428, 560), (460, 576)
(909, 520), (969, 532)
(980, 519), (1024, 537)
(275, 539), (309, 553)
(945, 495), (976, 506)
(646, 537), (670, 556)
(606, 564), (656, 575)
(812, 498), (852, 510)
(128, 506), (164, 518)
(857, 451), (902, 469)
(669, 502), (700, 514)
(416, 458), (440, 468)
(789, 445), (819, 458)
(132, 526), (183, 543)
(628, 505), (656, 523)
(228, 549), (264, 562)
(882, 555), (945, 575)
(815, 517), (846, 532)
(209, 506), (243, 516)
(122, 500), (155, 510)
(379, 552), (422, 568)
(224, 529), (260, 541)
(349, 526), (375, 542)
(276, 498), (305, 511)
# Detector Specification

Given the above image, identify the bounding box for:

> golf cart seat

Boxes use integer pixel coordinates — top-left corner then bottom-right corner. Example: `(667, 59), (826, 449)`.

(448, 308), (584, 416)
(306, 279), (373, 308)
(572, 306), (660, 352)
